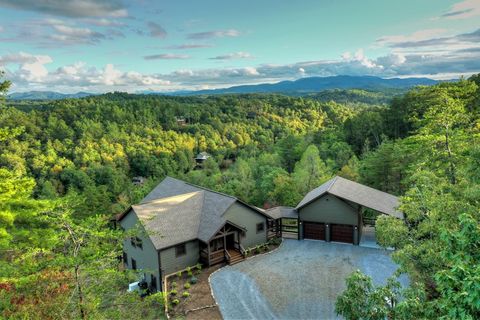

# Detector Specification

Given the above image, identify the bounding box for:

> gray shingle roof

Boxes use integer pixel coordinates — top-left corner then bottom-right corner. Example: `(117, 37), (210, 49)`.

(264, 206), (298, 219)
(296, 176), (403, 219)
(133, 177), (239, 249)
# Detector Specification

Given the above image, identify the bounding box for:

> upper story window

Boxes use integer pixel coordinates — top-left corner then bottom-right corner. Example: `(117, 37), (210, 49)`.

(131, 258), (137, 270)
(123, 251), (128, 265)
(256, 222), (265, 233)
(131, 237), (143, 249)
(175, 243), (186, 257)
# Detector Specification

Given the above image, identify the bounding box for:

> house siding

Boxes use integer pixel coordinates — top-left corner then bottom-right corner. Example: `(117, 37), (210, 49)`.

(159, 240), (199, 276)
(119, 209), (162, 291)
(224, 202), (267, 249)
(299, 194), (359, 226)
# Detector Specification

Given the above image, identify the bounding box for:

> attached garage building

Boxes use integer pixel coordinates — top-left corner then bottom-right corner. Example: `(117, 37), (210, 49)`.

(296, 176), (403, 245)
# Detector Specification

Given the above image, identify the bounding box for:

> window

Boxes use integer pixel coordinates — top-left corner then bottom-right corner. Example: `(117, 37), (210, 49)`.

(135, 237), (143, 249)
(256, 222), (265, 233)
(131, 258), (137, 270)
(123, 251), (128, 265)
(175, 243), (186, 257)
(150, 274), (157, 292)
(130, 237), (143, 249)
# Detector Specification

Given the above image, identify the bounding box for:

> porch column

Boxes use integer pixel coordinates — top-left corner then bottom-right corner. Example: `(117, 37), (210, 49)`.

(207, 242), (211, 266)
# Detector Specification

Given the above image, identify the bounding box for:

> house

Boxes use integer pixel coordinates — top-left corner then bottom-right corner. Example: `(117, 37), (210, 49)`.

(194, 152), (210, 165)
(132, 176), (146, 186)
(117, 175), (402, 292)
(265, 176), (403, 245)
(117, 177), (272, 292)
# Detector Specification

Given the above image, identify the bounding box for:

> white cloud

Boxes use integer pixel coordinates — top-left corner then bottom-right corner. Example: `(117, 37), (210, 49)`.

(377, 29), (447, 46)
(210, 51), (253, 60)
(442, 0), (480, 19)
(187, 29), (241, 39)
(144, 53), (190, 60)
(0, 0), (128, 18)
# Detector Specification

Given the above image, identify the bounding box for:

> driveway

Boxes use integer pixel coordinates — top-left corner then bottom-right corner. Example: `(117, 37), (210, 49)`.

(210, 239), (407, 320)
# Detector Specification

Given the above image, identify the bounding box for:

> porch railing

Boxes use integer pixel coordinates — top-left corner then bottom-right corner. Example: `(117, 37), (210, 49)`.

(224, 249), (231, 264)
(233, 241), (247, 258)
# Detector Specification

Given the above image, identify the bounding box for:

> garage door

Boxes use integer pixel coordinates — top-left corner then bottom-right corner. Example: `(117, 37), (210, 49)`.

(304, 222), (325, 240)
(331, 224), (354, 243)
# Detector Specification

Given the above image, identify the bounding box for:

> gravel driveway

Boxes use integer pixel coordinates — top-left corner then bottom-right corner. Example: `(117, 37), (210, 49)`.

(210, 239), (407, 320)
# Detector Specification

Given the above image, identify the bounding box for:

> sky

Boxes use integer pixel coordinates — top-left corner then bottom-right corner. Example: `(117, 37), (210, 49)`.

(0, 0), (479, 93)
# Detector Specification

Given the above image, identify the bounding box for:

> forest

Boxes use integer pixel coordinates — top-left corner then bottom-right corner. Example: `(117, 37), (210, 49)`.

(1, 71), (479, 319)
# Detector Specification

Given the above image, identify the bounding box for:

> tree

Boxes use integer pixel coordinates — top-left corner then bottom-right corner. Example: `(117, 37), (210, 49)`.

(292, 145), (330, 196)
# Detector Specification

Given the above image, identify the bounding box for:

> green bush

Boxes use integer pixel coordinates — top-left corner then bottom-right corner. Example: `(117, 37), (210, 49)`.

(176, 271), (182, 278)
(182, 291), (190, 298)
(170, 289), (177, 296)
(187, 270), (193, 277)
(255, 246), (261, 254)
(189, 276), (198, 284)
(195, 263), (202, 272)
(171, 281), (177, 288)
(172, 299), (180, 306)
(184, 282), (191, 289)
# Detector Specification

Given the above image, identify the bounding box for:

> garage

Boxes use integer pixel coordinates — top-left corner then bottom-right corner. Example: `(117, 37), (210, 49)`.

(303, 221), (325, 240)
(331, 224), (354, 243)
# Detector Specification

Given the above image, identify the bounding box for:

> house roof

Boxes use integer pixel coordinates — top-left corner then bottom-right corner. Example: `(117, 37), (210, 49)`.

(296, 176), (403, 219)
(264, 206), (298, 219)
(126, 176), (268, 250)
(195, 152), (210, 160)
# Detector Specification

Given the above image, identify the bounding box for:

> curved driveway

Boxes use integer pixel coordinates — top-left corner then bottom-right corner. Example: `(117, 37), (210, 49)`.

(210, 239), (407, 320)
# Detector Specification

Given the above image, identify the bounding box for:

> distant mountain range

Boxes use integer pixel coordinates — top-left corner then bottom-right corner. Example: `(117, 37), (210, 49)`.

(177, 75), (439, 95)
(7, 75), (440, 100)
(7, 91), (94, 100)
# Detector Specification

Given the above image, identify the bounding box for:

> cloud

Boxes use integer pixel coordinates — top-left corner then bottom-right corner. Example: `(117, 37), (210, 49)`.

(0, 0), (128, 18)
(165, 43), (213, 50)
(0, 18), (124, 47)
(187, 29), (241, 40)
(147, 22), (167, 38)
(144, 53), (190, 60)
(376, 29), (447, 47)
(376, 28), (480, 56)
(0, 52), (53, 82)
(210, 51), (253, 60)
(442, 0), (480, 19)
(80, 18), (125, 27)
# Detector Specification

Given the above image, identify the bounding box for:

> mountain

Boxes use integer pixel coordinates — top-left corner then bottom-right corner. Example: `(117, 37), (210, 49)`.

(7, 91), (94, 100)
(177, 75), (438, 95)
(7, 76), (440, 100)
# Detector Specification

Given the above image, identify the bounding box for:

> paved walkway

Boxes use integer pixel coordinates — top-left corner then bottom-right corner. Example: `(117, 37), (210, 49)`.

(210, 239), (407, 320)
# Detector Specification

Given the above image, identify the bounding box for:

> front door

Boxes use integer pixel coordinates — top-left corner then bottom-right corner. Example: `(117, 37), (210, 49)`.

(226, 233), (235, 249)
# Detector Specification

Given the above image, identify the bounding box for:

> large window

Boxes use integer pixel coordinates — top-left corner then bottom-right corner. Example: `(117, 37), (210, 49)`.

(256, 222), (265, 233)
(175, 243), (186, 257)
(122, 251), (128, 265)
(131, 258), (137, 270)
(150, 274), (157, 291)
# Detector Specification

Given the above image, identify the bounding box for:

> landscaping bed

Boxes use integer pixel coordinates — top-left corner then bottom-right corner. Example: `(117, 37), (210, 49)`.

(166, 264), (222, 320)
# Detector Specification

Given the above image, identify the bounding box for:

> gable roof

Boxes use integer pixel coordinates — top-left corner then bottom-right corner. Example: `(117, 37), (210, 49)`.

(124, 176), (268, 250)
(296, 176), (403, 219)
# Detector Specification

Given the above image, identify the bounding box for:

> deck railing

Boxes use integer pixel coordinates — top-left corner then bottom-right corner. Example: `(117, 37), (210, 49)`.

(224, 249), (231, 264)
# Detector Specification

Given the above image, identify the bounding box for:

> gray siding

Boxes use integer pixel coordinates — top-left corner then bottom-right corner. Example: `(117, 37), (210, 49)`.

(119, 210), (162, 291)
(224, 202), (267, 249)
(159, 240), (199, 275)
(299, 194), (359, 226)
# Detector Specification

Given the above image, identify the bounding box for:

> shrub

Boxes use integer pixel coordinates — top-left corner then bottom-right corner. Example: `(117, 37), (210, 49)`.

(176, 271), (182, 278)
(255, 246), (261, 254)
(189, 276), (198, 284)
(187, 270), (193, 277)
(170, 289), (177, 296)
(184, 282), (191, 289)
(195, 263), (202, 272)
(171, 281), (177, 288)
(182, 291), (190, 298)
(172, 299), (180, 305)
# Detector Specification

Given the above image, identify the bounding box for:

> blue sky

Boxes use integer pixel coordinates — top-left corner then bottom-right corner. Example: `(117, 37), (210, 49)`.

(0, 0), (479, 93)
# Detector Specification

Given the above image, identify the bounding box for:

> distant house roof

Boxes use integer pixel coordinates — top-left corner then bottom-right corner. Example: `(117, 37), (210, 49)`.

(296, 176), (403, 219)
(264, 206), (298, 219)
(122, 176), (268, 250)
(195, 152), (210, 161)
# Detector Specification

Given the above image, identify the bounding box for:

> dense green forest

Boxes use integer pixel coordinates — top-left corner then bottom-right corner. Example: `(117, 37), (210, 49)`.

(1, 70), (479, 319)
